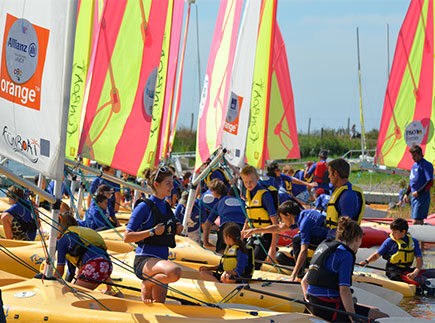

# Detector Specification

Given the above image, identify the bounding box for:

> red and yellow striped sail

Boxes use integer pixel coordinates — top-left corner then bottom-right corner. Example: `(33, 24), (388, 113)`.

(376, 0), (435, 170)
(77, 0), (174, 176)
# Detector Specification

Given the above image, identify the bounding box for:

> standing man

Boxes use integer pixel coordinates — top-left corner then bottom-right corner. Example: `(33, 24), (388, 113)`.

(325, 158), (365, 238)
(403, 145), (433, 225)
(305, 150), (331, 194)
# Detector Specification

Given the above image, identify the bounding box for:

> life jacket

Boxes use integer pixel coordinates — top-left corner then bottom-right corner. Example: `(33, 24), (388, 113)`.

(387, 233), (415, 268)
(12, 202), (37, 234)
(313, 161), (330, 185)
(204, 167), (230, 187)
(325, 184), (365, 229)
(135, 199), (177, 248)
(63, 226), (107, 268)
(220, 245), (255, 278)
(298, 169), (312, 183)
(306, 240), (355, 291)
(246, 188), (276, 228)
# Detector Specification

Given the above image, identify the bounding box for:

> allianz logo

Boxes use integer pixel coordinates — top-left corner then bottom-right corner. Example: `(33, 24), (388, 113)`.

(8, 37), (28, 53)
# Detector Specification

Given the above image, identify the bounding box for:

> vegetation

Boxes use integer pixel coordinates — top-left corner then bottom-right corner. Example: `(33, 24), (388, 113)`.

(172, 128), (196, 152)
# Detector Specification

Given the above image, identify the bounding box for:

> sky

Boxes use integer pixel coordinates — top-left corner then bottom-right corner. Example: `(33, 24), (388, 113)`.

(176, 0), (411, 133)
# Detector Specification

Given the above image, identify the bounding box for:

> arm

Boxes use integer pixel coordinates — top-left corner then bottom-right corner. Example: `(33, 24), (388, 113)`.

(301, 274), (309, 299)
(202, 221), (214, 247)
(290, 244), (309, 281)
(268, 216), (279, 262)
(407, 256), (422, 280)
(55, 264), (65, 279)
(176, 222), (183, 234)
(123, 223), (165, 243)
(359, 252), (381, 265)
(114, 192), (121, 212)
(242, 223), (286, 238)
(291, 177), (317, 189)
(339, 286), (356, 320)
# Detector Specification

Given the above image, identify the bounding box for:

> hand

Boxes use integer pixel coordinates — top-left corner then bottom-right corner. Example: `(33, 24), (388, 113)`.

(412, 191), (419, 198)
(199, 266), (208, 272)
(220, 271), (235, 283)
(289, 274), (298, 282)
(309, 182), (318, 188)
(176, 223), (183, 234)
(359, 260), (368, 266)
(406, 270), (418, 280)
(403, 195), (409, 203)
(242, 229), (254, 238)
(154, 223), (165, 235)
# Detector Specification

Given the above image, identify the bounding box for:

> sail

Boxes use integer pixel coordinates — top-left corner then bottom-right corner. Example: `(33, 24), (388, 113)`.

(195, 0), (243, 169)
(375, 0), (434, 170)
(0, 0), (76, 181)
(78, 0), (171, 176)
(245, 0), (277, 169)
(266, 24), (300, 161)
(221, 0), (261, 168)
(66, 0), (99, 160)
(157, 0), (185, 162)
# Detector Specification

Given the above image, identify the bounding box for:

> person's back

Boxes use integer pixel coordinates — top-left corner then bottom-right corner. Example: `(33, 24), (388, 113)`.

(84, 195), (112, 231)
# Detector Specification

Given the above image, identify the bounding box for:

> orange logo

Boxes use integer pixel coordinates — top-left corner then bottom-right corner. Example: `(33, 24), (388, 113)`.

(0, 14), (49, 111)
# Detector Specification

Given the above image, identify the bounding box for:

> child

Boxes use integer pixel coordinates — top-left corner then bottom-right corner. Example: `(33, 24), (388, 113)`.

(360, 217), (435, 294)
(199, 223), (254, 283)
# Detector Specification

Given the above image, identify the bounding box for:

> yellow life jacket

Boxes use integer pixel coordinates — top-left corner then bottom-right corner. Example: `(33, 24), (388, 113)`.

(221, 245), (255, 278)
(246, 188), (273, 228)
(388, 233), (415, 268)
(63, 226), (107, 268)
(325, 183), (365, 229)
(299, 169), (312, 183)
(204, 167), (230, 187)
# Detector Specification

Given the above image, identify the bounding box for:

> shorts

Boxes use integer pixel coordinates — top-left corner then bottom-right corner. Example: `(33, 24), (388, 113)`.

(306, 294), (370, 322)
(411, 191), (430, 220)
(77, 257), (112, 283)
(11, 218), (29, 241)
(134, 255), (156, 280)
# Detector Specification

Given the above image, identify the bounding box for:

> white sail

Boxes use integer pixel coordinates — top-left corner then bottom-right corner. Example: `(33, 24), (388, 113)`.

(0, 0), (76, 181)
(221, 0), (261, 167)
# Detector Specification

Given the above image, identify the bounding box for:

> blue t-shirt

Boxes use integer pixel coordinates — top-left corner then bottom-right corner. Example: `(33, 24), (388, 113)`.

(410, 158), (433, 193)
(315, 194), (331, 212)
(278, 187), (293, 204)
(46, 180), (70, 197)
(199, 190), (218, 219)
(258, 176), (279, 190)
(247, 184), (277, 218)
(174, 203), (185, 223)
(276, 173), (293, 192)
(291, 170), (307, 196)
(376, 235), (421, 260)
(307, 160), (330, 190)
(126, 195), (172, 259)
(307, 244), (354, 297)
(173, 200), (203, 233)
(89, 177), (121, 206)
(217, 247), (249, 277)
(170, 176), (183, 200)
(83, 203), (115, 231)
(6, 203), (36, 240)
(294, 209), (327, 244)
(57, 231), (108, 266)
(207, 196), (246, 225)
(89, 199), (116, 221)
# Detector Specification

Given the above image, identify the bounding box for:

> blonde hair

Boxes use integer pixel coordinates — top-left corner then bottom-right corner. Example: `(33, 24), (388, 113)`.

(336, 216), (363, 244)
(241, 165), (257, 176)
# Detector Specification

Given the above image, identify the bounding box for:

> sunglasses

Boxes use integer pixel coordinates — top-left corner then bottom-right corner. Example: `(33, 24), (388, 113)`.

(154, 166), (170, 182)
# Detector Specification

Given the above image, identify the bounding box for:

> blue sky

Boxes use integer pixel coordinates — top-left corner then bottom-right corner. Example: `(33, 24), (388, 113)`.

(176, 0), (410, 133)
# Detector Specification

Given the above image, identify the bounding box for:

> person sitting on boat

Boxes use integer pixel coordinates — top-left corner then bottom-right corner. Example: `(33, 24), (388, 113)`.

(46, 175), (70, 199)
(314, 188), (330, 213)
(203, 181), (246, 253)
(301, 217), (388, 322)
(359, 218), (435, 294)
(1, 186), (39, 241)
(325, 158), (365, 239)
(56, 212), (115, 294)
(304, 150), (330, 195)
(243, 200), (327, 281)
(202, 159), (231, 191)
(403, 145), (433, 225)
(81, 194), (118, 231)
(200, 223), (254, 283)
(240, 165), (278, 269)
(282, 165), (310, 204)
(267, 161), (317, 197)
(124, 166), (183, 303)
(87, 165), (121, 213)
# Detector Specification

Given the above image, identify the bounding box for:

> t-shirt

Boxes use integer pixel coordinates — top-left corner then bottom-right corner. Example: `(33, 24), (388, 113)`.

(294, 209), (327, 244)
(46, 180), (70, 197)
(217, 247), (249, 277)
(334, 183), (362, 222)
(207, 196), (246, 225)
(278, 187), (293, 204)
(307, 160), (330, 191)
(247, 184), (277, 218)
(83, 203), (115, 231)
(291, 170), (307, 196)
(6, 203), (36, 241)
(276, 173), (293, 192)
(410, 158), (434, 193)
(258, 176), (279, 190)
(173, 200), (202, 233)
(307, 244), (354, 297)
(376, 235), (422, 261)
(89, 177), (121, 207)
(57, 232), (108, 266)
(126, 195), (172, 259)
(199, 190), (218, 219)
(315, 194), (331, 212)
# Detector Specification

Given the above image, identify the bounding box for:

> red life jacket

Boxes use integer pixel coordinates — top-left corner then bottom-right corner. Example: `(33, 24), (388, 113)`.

(313, 161), (330, 184)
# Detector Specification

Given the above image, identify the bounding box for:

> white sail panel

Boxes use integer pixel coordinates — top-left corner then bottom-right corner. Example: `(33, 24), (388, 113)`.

(0, 0), (76, 180)
(221, 0), (261, 168)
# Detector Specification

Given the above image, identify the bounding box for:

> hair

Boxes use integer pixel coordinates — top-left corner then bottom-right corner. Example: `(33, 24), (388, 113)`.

(95, 194), (108, 204)
(8, 185), (25, 201)
(278, 200), (303, 217)
(102, 165), (112, 172)
(97, 184), (111, 194)
(59, 211), (78, 232)
(143, 167), (173, 191)
(228, 186), (240, 197)
(183, 171), (192, 181)
(241, 165), (257, 177)
(336, 216), (363, 244)
(390, 217), (409, 232)
(266, 162), (279, 177)
(319, 149), (328, 159)
(328, 158), (350, 179)
(208, 178), (227, 197)
(60, 202), (70, 214)
(409, 144), (423, 156)
(223, 222), (247, 254)
(282, 165), (295, 176)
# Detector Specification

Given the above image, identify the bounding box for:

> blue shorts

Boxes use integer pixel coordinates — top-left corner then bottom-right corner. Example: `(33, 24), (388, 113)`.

(411, 191), (430, 220)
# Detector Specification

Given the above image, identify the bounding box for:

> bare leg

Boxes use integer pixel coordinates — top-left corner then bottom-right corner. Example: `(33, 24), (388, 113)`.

(199, 270), (219, 282)
(1, 213), (13, 239)
(368, 308), (389, 320)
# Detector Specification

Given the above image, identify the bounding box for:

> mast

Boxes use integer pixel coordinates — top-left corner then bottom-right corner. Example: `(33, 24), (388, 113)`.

(356, 27), (367, 159)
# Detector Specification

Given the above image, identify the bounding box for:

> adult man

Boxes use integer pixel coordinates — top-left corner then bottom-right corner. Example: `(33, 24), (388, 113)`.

(305, 150), (330, 193)
(325, 158), (365, 238)
(403, 145), (433, 225)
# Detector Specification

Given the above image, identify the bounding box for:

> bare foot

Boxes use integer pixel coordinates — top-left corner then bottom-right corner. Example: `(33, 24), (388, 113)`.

(141, 280), (154, 303)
